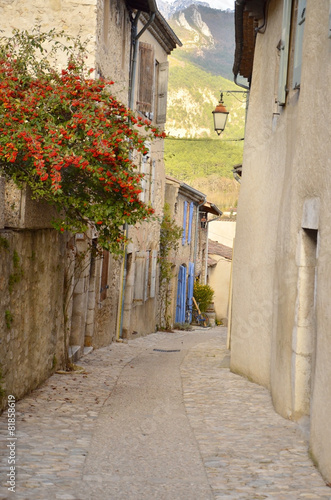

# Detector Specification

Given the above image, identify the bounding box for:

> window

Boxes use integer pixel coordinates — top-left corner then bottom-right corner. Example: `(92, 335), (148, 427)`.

(182, 201), (188, 245)
(138, 42), (155, 117)
(156, 62), (169, 124)
(187, 202), (194, 244)
(100, 250), (109, 301)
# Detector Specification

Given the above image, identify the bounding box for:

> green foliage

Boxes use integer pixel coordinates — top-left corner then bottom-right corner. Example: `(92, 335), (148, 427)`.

(0, 236), (9, 251)
(193, 281), (214, 313)
(159, 204), (182, 329)
(5, 310), (13, 329)
(164, 137), (243, 181)
(8, 250), (23, 293)
(0, 28), (163, 254)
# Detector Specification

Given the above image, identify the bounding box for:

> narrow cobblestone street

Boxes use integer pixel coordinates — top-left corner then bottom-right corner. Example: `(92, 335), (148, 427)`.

(1, 326), (330, 500)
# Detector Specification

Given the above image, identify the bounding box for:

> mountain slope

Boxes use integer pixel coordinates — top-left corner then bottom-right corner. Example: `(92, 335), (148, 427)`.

(168, 5), (235, 80)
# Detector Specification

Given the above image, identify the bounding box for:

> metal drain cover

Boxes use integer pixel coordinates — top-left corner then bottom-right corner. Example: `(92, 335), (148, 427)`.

(153, 349), (180, 352)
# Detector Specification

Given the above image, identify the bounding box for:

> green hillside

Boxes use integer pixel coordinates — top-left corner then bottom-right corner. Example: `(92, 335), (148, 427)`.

(164, 6), (246, 210)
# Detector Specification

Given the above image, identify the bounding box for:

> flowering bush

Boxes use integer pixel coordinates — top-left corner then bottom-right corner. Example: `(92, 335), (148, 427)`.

(0, 28), (165, 252)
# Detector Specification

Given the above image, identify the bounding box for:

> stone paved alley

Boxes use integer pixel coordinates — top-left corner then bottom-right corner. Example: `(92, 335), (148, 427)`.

(0, 326), (330, 500)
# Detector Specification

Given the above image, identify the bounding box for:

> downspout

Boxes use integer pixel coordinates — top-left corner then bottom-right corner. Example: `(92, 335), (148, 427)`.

(193, 196), (206, 280)
(117, 4), (156, 339)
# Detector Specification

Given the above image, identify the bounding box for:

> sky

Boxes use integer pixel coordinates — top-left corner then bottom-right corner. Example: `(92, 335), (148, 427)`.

(206, 0), (234, 9)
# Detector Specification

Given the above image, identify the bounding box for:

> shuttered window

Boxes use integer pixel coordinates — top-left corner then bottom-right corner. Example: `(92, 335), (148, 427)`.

(292, 0), (306, 89)
(182, 201), (188, 245)
(133, 252), (146, 303)
(144, 251), (150, 302)
(187, 202), (194, 244)
(156, 62), (169, 124)
(277, 0), (293, 105)
(138, 42), (155, 115)
(100, 250), (109, 301)
(149, 250), (158, 298)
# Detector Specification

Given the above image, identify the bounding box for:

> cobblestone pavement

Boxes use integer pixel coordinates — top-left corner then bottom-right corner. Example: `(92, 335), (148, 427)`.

(0, 326), (330, 499)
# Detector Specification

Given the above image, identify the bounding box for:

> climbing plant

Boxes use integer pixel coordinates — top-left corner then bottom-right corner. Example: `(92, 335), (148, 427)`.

(158, 203), (182, 329)
(0, 28), (165, 253)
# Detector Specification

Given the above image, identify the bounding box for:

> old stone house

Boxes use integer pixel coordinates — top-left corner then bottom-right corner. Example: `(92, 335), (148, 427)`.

(163, 176), (222, 327)
(0, 0), (180, 407)
(230, 0), (331, 482)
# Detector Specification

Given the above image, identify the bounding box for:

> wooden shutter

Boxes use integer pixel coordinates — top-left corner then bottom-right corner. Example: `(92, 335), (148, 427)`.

(156, 62), (169, 124)
(277, 0), (293, 105)
(150, 250), (158, 298)
(187, 202), (194, 244)
(182, 201), (188, 245)
(134, 252), (145, 303)
(138, 42), (154, 114)
(100, 250), (109, 301)
(292, 0), (306, 89)
(144, 251), (150, 302)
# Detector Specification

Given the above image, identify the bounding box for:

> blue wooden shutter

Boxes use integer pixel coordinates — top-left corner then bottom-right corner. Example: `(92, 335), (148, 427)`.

(187, 262), (195, 323)
(292, 0), (306, 89)
(175, 265), (187, 323)
(278, 0), (293, 105)
(182, 201), (187, 245)
(187, 202), (194, 244)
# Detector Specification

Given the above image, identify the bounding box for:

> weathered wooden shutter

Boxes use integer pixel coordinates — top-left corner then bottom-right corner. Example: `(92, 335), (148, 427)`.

(150, 250), (158, 298)
(182, 201), (188, 245)
(175, 265), (187, 323)
(133, 251), (145, 303)
(277, 0), (293, 105)
(144, 251), (150, 302)
(187, 202), (194, 244)
(292, 0), (306, 89)
(138, 42), (154, 114)
(186, 262), (195, 323)
(100, 250), (109, 301)
(156, 62), (169, 124)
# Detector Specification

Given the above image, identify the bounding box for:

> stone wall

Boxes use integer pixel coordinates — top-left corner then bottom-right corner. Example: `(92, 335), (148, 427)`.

(0, 227), (65, 410)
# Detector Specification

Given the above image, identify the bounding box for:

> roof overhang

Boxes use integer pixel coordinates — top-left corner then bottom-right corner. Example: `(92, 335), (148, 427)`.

(140, 10), (182, 54)
(233, 0), (268, 83)
(126, 0), (157, 14)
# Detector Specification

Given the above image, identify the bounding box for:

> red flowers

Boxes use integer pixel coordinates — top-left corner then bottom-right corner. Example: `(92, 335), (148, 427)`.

(0, 28), (165, 253)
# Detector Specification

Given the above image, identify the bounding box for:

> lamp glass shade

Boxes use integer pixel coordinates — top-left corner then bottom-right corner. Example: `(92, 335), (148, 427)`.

(212, 106), (229, 135)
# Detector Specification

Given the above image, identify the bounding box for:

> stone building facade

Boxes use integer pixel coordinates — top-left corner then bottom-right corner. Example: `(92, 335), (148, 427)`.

(230, 0), (331, 482)
(163, 176), (222, 327)
(0, 0), (180, 406)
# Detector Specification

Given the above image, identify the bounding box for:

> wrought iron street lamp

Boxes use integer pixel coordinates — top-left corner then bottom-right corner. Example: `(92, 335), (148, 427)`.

(212, 92), (229, 135)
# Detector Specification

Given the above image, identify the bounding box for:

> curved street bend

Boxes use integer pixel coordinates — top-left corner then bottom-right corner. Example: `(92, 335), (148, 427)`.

(1, 326), (331, 500)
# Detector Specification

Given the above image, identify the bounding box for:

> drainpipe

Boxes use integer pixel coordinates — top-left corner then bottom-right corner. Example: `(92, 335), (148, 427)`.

(117, 4), (156, 339)
(193, 196), (206, 280)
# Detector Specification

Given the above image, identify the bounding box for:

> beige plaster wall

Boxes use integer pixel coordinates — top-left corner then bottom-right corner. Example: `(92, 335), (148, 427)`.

(208, 256), (231, 322)
(208, 221), (236, 249)
(231, 0), (331, 481)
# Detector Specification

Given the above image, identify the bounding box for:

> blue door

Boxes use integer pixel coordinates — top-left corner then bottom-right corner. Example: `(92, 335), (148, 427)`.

(175, 265), (187, 323)
(186, 262), (195, 323)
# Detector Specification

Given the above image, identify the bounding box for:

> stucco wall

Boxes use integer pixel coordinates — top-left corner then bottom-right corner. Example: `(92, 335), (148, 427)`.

(208, 256), (231, 322)
(231, 0), (331, 482)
